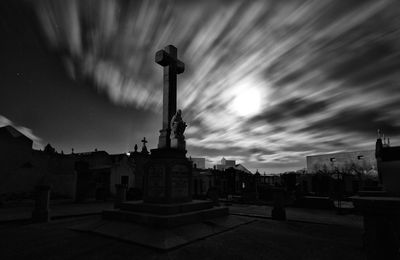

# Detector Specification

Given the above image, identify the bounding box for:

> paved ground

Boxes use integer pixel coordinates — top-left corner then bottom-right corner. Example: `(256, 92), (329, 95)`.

(229, 204), (362, 228)
(0, 200), (365, 259)
(0, 200), (362, 227)
(0, 215), (364, 260)
(0, 199), (114, 222)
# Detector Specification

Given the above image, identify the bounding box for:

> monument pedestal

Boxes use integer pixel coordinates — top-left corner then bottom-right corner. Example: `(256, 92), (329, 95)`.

(157, 129), (170, 149)
(143, 148), (192, 204)
(102, 148), (229, 228)
(87, 148), (233, 250)
(103, 200), (228, 228)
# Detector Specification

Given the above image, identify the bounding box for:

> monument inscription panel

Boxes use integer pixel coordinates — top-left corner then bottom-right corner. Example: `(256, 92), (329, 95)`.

(147, 165), (166, 198)
(171, 164), (189, 198)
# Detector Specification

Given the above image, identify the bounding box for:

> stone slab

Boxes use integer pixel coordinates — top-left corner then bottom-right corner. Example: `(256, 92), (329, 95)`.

(351, 196), (400, 210)
(358, 191), (387, 197)
(103, 206), (229, 228)
(70, 215), (255, 250)
(296, 196), (334, 209)
(120, 200), (214, 215)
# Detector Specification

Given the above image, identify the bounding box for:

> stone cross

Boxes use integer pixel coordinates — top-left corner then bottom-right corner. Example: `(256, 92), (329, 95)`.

(141, 137), (148, 147)
(155, 45), (185, 148)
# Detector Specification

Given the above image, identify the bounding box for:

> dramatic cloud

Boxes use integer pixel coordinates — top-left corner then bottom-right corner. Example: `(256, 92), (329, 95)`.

(33, 0), (400, 172)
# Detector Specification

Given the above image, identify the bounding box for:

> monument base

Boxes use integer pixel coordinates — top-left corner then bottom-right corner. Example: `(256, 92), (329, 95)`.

(158, 129), (170, 149)
(143, 148), (192, 204)
(103, 200), (228, 228)
(70, 213), (254, 250)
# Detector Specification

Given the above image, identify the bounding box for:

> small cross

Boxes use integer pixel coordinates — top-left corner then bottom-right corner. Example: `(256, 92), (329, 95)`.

(141, 137), (148, 146)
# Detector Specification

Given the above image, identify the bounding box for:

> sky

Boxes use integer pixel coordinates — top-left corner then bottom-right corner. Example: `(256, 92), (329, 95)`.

(1, 0), (400, 173)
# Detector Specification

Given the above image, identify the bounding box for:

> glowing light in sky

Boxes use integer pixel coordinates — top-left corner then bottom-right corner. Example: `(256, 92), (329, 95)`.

(232, 88), (262, 117)
(229, 78), (265, 117)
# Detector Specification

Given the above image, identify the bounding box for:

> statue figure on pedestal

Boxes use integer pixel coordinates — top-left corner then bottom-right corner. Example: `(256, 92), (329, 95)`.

(170, 109), (187, 150)
(171, 109), (187, 139)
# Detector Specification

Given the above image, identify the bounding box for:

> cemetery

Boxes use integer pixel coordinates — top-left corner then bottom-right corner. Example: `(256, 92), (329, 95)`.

(1, 1), (400, 258)
(0, 44), (399, 259)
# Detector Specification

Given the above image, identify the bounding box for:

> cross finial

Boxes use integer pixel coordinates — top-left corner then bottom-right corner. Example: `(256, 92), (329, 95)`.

(141, 137), (148, 146)
(141, 137), (149, 154)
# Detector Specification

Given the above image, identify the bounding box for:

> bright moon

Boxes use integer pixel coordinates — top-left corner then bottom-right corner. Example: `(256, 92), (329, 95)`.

(230, 81), (264, 117)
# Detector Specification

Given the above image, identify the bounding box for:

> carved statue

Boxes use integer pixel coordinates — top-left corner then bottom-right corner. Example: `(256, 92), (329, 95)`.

(170, 109), (187, 139)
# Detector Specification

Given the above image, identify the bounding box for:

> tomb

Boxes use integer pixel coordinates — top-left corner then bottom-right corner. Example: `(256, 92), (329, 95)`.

(351, 131), (400, 259)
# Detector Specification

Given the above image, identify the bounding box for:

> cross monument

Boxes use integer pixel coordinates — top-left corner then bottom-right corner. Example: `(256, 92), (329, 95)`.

(155, 45), (185, 148)
(95, 45), (228, 240)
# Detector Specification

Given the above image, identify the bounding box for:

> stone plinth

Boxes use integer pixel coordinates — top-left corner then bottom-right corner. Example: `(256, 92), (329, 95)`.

(158, 129), (171, 149)
(171, 135), (186, 150)
(119, 200), (214, 214)
(71, 214), (253, 251)
(103, 200), (228, 228)
(143, 148), (192, 204)
(352, 196), (400, 259)
(103, 148), (229, 229)
(32, 185), (51, 223)
(114, 184), (127, 209)
(295, 196), (335, 209)
(271, 188), (286, 220)
(358, 190), (387, 197)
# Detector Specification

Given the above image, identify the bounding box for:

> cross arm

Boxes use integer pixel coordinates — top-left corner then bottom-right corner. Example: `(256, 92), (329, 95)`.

(155, 50), (185, 74)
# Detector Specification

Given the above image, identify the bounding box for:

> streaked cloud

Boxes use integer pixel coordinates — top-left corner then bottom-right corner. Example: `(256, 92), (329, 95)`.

(33, 0), (400, 172)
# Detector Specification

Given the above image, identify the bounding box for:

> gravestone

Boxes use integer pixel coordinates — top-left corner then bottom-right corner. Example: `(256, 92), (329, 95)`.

(114, 184), (127, 209)
(32, 185), (51, 222)
(271, 187), (286, 220)
(207, 187), (220, 206)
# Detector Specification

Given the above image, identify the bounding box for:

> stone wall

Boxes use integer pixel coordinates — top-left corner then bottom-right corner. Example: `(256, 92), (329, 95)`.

(307, 150), (376, 173)
(110, 156), (135, 195)
(378, 160), (400, 193)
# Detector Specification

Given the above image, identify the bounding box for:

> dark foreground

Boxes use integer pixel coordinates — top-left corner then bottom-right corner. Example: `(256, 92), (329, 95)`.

(0, 214), (364, 260)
